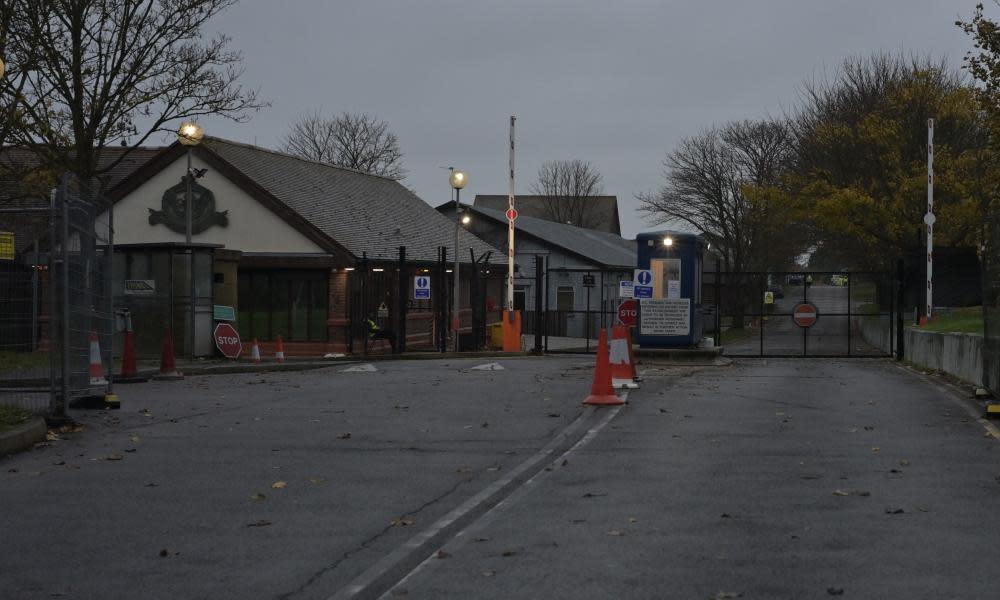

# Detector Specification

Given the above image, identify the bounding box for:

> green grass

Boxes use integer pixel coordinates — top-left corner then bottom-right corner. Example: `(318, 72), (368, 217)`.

(0, 404), (33, 433)
(0, 351), (50, 374)
(914, 306), (984, 334)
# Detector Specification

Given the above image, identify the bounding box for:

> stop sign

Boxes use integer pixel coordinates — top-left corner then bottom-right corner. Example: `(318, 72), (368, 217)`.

(214, 322), (242, 358)
(618, 299), (638, 327)
(792, 302), (819, 328)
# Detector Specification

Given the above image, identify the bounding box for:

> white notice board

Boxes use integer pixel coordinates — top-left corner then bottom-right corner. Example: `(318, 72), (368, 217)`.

(639, 298), (690, 336)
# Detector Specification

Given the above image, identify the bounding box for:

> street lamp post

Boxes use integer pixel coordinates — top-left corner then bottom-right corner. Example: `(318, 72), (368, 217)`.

(177, 121), (204, 358)
(449, 169), (467, 352)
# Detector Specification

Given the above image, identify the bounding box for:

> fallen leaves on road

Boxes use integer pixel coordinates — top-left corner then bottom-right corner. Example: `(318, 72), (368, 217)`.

(338, 432), (352, 439)
(871, 447), (880, 453)
(628, 517), (639, 524)
(581, 492), (606, 498)
(246, 520), (272, 528)
(105, 453), (124, 461)
(501, 549), (518, 557)
(899, 459), (910, 466)
(251, 493), (266, 501)
(271, 481), (287, 489)
(130, 435), (141, 443)
(308, 477), (324, 485)
(482, 570), (496, 577)
(606, 529), (624, 536)
(832, 489), (870, 497)
(390, 517), (414, 527)
(547, 412), (561, 418)
(827, 588), (844, 596)
(158, 549), (179, 557)
(435, 550), (451, 559)
(713, 592), (743, 599)
(884, 507), (905, 515)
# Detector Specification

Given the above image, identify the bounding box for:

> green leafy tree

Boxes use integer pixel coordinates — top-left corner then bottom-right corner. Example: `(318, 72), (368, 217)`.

(788, 53), (988, 269)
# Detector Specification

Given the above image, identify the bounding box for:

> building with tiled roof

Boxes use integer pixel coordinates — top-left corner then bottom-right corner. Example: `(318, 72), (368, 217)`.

(100, 137), (504, 357)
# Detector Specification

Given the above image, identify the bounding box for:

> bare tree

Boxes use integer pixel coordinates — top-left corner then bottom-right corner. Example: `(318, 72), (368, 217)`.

(638, 119), (801, 274)
(529, 159), (604, 228)
(0, 0), (264, 192)
(282, 111), (405, 179)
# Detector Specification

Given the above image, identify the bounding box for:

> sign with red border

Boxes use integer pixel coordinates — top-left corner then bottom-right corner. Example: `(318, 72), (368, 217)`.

(792, 302), (819, 328)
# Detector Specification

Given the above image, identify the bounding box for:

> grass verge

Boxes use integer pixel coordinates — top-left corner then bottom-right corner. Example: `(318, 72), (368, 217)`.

(0, 404), (33, 433)
(915, 306), (984, 334)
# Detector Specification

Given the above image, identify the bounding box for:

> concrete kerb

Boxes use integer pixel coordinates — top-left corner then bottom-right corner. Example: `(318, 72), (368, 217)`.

(0, 417), (47, 457)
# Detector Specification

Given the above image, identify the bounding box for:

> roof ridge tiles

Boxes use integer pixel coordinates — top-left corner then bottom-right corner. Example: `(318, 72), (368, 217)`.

(202, 136), (401, 183)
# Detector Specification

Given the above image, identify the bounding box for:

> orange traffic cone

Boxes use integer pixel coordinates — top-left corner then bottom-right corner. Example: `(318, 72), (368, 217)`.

(154, 328), (183, 380)
(275, 335), (285, 363)
(88, 329), (108, 386)
(583, 329), (624, 406)
(610, 325), (638, 389)
(250, 338), (261, 362)
(115, 329), (147, 383)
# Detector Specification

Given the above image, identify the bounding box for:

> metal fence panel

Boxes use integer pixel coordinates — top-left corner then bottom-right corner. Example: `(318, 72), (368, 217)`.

(984, 202), (1000, 395)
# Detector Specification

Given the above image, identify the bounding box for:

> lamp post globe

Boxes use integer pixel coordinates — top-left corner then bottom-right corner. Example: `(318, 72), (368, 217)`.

(177, 121), (204, 146)
(449, 170), (467, 190)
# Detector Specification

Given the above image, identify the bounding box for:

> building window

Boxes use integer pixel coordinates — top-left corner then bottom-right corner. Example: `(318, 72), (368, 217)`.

(514, 285), (527, 311)
(237, 270), (328, 342)
(556, 286), (574, 311)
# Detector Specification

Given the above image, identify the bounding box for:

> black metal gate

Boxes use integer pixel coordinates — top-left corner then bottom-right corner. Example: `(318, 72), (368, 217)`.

(709, 270), (897, 358)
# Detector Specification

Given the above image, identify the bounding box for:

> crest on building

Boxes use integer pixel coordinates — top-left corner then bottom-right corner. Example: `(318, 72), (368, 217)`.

(149, 176), (228, 234)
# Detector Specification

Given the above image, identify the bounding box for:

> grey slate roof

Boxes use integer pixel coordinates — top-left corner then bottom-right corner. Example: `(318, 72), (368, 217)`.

(467, 204), (636, 268)
(201, 138), (503, 264)
(473, 194), (621, 235)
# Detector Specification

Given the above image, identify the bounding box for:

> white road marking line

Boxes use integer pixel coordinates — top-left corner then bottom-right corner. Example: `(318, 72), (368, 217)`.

(328, 401), (611, 600)
(341, 363), (377, 373)
(378, 393), (628, 599)
(469, 362), (504, 371)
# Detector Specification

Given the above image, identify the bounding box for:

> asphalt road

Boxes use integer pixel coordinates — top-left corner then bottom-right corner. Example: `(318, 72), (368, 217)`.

(2, 356), (998, 599)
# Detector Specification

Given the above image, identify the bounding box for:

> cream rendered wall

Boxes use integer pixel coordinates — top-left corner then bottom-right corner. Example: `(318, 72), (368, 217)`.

(104, 153), (326, 253)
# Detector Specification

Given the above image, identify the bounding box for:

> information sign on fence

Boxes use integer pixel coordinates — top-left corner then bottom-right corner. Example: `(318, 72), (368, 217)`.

(619, 280), (634, 298)
(414, 275), (431, 300)
(639, 298), (690, 336)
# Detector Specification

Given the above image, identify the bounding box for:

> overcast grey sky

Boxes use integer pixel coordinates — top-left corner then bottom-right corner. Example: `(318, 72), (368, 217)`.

(195, 1), (977, 238)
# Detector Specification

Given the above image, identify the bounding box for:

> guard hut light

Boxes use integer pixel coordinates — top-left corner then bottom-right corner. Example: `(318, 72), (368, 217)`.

(662, 236), (674, 247)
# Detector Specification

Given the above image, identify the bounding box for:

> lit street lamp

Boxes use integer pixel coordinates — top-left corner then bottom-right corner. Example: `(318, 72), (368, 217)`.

(450, 169), (467, 352)
(177, 121), (204, 358)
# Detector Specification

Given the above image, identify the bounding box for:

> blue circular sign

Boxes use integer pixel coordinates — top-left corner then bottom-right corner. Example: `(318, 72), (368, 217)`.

(637, 271), (652, 285)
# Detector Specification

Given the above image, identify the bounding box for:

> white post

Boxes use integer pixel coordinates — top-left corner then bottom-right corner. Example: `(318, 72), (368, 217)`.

(507, 115), (516, 318)
(925, 118), (934, 319)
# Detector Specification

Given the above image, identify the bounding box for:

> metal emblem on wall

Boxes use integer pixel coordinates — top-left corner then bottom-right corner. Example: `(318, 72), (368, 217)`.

(148, 177), (228, 234)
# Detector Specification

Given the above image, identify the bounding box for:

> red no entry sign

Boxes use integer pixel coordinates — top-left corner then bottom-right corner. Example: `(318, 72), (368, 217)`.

(792, 302), (819, 328)
(214, 322), (242, 358)
(506, 208), (518, 221)
(618, 299), (638, 327)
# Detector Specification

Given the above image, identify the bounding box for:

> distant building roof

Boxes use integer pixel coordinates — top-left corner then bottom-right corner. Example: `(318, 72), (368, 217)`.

(111, 137), (503, 264)
(473, 194), (621, 235)
(451, 203), (636, 269)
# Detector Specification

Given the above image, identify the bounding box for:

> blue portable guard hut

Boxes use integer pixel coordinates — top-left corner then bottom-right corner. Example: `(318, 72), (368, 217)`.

(634, 231), (705, 348)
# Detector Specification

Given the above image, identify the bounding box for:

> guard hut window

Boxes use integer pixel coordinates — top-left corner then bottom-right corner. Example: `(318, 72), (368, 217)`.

(651, 258), (681, 299)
